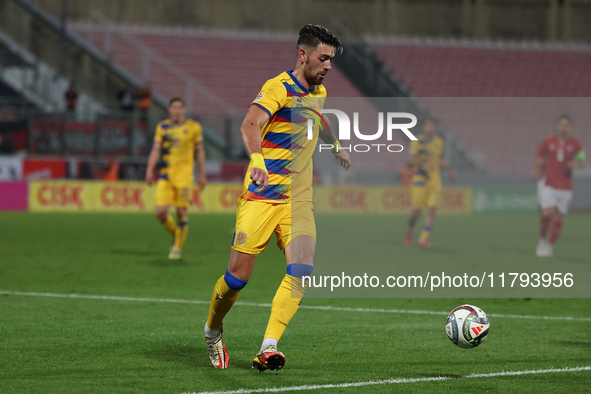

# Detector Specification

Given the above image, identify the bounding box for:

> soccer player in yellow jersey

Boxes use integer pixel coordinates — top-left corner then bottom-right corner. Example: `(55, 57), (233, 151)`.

(145, 98), (207, 259)
(203, 25), (351, 371)
(404, 117), (457, 248)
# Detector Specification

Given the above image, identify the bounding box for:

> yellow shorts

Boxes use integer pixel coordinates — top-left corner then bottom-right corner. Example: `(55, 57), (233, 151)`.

(411, 183), (441, 210)
(155, 179), (192, 208)
(231, 199), (316, 255)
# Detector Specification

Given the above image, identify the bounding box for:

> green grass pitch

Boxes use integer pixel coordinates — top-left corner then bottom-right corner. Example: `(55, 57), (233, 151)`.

(0, 212), (590, 393)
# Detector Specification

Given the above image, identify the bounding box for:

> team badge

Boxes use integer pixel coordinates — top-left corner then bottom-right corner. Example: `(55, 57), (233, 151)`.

(255, 92), (264, 101)
(236, 231), (248, 245)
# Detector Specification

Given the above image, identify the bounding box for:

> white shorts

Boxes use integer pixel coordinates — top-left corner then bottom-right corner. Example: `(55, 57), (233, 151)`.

(538, 185), (572, 215)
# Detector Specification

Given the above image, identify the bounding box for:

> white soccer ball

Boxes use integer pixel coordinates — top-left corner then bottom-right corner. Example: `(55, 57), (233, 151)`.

(445, 304), (490, 348)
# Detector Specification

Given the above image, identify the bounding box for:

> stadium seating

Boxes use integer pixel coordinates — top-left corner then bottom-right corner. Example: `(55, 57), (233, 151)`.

(70, 25), (591, 175)
(70, 24), (400, 172)
(369, 36), (591, 174)
(71, 24), (365, 116)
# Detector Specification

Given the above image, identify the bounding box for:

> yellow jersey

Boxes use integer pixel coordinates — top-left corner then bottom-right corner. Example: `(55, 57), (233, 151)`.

(154, 119), (203, 184)
(410, 135), (443, 186)
(245, 70), (327, 203)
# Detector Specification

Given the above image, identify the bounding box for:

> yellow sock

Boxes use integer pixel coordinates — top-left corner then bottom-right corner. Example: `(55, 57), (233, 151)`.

(174, 221), (189, 249)
(419, 226), (432, 242)
(206, 274), (243, 330)
(161, 214), (177, 237)
(263, 274), (305, 341)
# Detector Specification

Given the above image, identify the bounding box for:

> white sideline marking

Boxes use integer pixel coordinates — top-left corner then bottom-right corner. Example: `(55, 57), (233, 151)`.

(186, 366), (591, 394)
(1, 290), (591, 322)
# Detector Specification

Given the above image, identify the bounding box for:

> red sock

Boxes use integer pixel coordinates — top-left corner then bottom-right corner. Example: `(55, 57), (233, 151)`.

(539, 214), (552, 239)
(549, 215), (563, 244)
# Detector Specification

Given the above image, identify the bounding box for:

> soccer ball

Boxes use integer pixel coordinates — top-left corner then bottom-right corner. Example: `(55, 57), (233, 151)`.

(445, 304), (490, 348)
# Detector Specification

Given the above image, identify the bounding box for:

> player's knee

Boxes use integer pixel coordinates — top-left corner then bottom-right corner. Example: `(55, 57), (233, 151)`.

(155, 209), (168, 222)
(287, 263), (314, 280)
(224, 269), (248, 290)
(177, 208), (188, 222)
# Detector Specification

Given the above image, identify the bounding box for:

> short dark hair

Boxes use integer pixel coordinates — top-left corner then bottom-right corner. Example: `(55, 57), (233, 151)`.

(423, 116), (437, 125)
(169, 97), (185, 107)
(557, 114), (572, 123)
(297, 24), (342, 54)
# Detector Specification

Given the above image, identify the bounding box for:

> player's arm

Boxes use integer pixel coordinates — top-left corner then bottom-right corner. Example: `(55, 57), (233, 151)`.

(145, 141), (161, 185)
(439, 158), (457, 183)
(195, 142), (207, 190)
(319, 116), (350, 171)
(241, 105), (271, 192)
(568, 150), (587, 170)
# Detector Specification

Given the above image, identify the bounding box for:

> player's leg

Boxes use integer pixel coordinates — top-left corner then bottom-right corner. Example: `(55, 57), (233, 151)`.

(169, 186), (192, 259)
(405, 209), (422, 246)
(418, 207), (437, 248)
(206, 249), (257, 336)
(536, 206), (556, 257)
(168, 207), (188, 259)
(546, 189), (571, 255)
(418, 185), (440, 248)
(204, 249), (255, 369)
(204, 199), (279, 369)
(155, 180), (177, 242)
(253, 203), (316, 372)
(406, 186), (426, 246)
(537, 186), (561, 257)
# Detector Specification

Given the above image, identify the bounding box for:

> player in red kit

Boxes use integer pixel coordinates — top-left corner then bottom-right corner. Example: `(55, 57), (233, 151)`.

(531, 114), (587, 257)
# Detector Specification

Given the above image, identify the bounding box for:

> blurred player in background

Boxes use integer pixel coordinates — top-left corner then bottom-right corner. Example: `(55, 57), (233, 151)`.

(404, 117), (457, 248)
(145, 98), (207, 259)
(203, 24), (350, 371)
(537, 128), (556, 205)
(532, 114), (586, 257)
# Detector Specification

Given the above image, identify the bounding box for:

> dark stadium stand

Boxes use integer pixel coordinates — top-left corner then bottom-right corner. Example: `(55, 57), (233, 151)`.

(368, 36), (591, 174)
(369, 37), (591, 97)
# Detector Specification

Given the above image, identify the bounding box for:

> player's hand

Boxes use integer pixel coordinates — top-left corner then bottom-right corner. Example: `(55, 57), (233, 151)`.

(424, 162), (435, 171)
(567, 161), (576, 170)
(530, 168), (541, 181)
(334, 150), (351, 171)
(145, 170), (155, 186)
(250, 167), (269, 193)
(449, 172), (458, 183)
(198, 174), (208, 190)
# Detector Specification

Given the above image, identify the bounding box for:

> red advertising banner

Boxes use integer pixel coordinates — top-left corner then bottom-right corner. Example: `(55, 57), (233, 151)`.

(23, 159), (67, 180)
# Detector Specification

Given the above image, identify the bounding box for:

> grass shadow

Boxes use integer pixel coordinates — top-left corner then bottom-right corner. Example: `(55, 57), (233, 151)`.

(147, 259), (189, 267)
(109, 249), (160, 257)
(554, 341), (591, 350)
(143, 344), (255, 370)
(144, 345), (210, 368)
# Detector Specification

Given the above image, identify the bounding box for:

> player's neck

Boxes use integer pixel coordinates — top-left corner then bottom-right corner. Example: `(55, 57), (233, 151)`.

(291, 67), (311, 91)
(172, 117), (185, 126)
(558, 133), (569, 140)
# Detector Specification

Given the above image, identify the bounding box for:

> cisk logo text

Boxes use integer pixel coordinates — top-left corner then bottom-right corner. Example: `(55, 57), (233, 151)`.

(308, 110), (418, 153)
